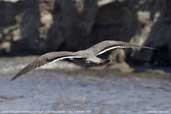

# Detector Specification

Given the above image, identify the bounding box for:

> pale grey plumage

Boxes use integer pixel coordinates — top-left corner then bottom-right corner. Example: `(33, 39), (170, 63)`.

(87, 40), (155, 55)
(11, 40), (155, 81)
(11, 51), (83, 81)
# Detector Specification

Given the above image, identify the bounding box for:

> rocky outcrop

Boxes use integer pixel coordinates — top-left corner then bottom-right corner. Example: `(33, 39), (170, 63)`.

(47, 0), (98, 51)
(0, 0), (170, 66)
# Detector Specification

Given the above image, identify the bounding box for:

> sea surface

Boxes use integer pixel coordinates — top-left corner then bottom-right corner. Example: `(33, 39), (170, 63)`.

(0, 56), (171, 114)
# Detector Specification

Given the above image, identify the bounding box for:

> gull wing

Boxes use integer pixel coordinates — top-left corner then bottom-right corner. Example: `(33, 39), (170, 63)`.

(88, 40), (155, 56)
(11, 51), (83, 81)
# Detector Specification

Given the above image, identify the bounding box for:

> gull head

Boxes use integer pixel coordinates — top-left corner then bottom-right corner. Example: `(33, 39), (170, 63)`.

(76, 50), (103, 64)
(86, 56), (103, 64)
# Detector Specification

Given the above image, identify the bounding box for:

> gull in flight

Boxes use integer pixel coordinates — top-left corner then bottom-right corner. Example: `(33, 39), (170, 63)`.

(11, 40), (155, 81)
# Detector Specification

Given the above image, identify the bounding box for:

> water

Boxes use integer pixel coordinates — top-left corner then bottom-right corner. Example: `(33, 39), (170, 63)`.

(0, 56), (171, 114)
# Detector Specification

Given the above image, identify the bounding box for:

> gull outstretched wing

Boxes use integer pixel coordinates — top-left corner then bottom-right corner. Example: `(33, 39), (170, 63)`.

(11, 51), (83, 81)
(88, 40), (156, 56)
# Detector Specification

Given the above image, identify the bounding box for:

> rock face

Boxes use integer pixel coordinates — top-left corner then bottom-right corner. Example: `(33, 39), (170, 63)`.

(130, 0), (171, 65)
(47, 0), (98, 51)
(92, 1), (137, 43)
(146, 0), (171, 65)
(11, 0), (137, 52)
(0, 1), (151, 52)
(20, 0), (41, 51)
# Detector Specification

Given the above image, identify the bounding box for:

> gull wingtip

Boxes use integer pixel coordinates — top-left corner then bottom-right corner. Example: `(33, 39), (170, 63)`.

(10, 76), (17, 81)
(144, 46), (158, 50)
(10, 75), (18, 81)
(10, 73), (22, 81)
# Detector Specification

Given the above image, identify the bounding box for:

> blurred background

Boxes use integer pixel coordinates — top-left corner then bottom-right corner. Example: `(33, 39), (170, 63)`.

(0, 0), (170, 66)
(0, 1), (171, 113)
